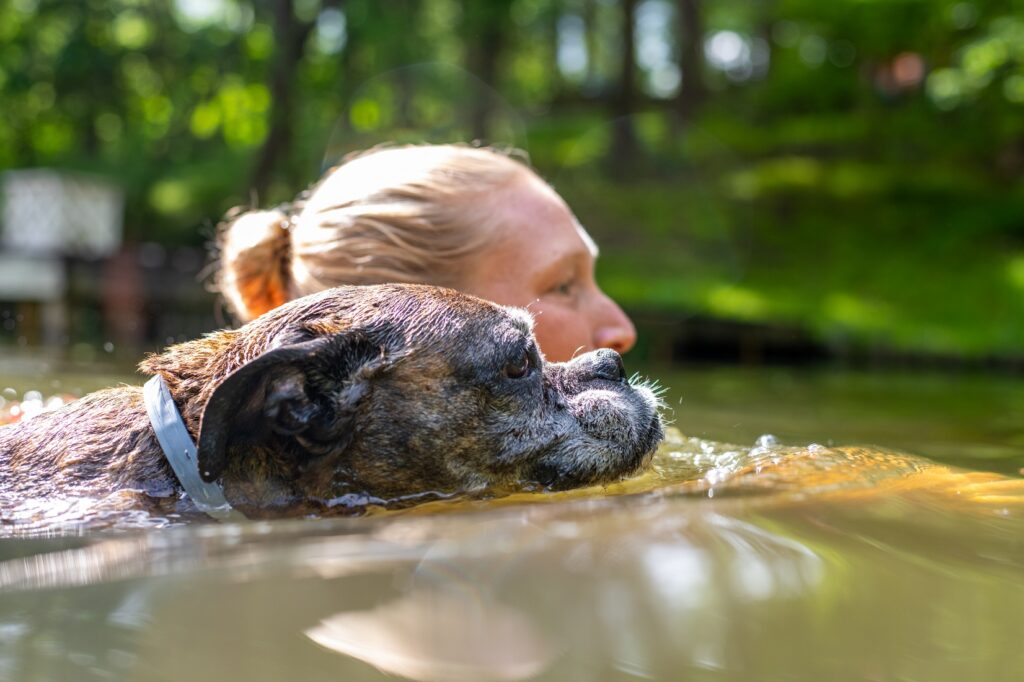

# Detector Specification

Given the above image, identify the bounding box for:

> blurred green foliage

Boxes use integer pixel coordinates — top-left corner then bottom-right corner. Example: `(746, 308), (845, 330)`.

(0, 0), (1022, 358)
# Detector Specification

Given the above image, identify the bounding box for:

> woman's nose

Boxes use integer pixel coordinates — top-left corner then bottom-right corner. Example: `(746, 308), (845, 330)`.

(592, 291), (637, 354)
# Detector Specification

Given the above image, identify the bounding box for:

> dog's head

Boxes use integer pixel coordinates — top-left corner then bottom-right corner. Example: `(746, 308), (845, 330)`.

(150, 284), (663, 514)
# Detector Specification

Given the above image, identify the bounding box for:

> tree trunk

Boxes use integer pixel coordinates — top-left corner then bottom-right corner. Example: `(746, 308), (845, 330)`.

(462, 0), (514, 142)
(675, 0), (706, 123)
(250, 0), (322, 198)
(582, 0), (599, 88)
(547, 0), (564, 97)
(609, 0), (639, 176)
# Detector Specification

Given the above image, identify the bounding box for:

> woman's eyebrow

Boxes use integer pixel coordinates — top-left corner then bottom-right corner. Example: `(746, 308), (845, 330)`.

(538, 250), (586, 280)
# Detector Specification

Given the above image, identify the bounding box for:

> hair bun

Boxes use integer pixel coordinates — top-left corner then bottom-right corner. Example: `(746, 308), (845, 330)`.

(216, 208), (292, 322)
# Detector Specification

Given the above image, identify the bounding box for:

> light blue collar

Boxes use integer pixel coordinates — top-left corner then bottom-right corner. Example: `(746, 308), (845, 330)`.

(143, 375), (246, 521)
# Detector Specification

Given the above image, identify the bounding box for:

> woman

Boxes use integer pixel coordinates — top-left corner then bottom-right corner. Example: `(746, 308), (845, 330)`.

(216, 144), (635, 362)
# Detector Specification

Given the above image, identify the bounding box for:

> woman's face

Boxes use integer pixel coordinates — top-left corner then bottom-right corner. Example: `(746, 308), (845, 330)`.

(457, 172), (637, 363)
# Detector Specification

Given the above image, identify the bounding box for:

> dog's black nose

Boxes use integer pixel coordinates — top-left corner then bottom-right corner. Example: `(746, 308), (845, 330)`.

(590, 348), (627, 384)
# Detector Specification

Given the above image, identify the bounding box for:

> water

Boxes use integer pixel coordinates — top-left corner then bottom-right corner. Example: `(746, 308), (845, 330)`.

(1, 364), (1023, 680)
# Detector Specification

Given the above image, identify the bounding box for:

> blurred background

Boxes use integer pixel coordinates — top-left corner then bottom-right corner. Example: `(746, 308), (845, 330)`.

(5, 4), (1024, 675)
(0, 0), (1022, 458)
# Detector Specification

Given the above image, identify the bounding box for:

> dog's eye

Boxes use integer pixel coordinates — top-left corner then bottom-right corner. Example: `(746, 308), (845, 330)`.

(503, 351), (531, 379)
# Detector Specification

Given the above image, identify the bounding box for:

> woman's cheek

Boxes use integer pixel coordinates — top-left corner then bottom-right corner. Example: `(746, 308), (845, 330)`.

(532, 302), (593, 362)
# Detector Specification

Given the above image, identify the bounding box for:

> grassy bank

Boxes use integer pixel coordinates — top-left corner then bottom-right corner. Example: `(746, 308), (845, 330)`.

(559, 174), (1024, 361)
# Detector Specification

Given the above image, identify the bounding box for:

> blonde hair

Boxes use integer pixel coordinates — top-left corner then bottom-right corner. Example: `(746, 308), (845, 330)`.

(215, 144), (530, 322)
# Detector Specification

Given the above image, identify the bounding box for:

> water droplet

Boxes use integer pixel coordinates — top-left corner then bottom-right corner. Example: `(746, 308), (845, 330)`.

(103, 342), (115, 353)
(755, 434), (778, 448)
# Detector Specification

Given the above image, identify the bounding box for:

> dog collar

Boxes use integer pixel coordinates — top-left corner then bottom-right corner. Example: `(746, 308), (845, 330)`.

(143, 375), (246, 522)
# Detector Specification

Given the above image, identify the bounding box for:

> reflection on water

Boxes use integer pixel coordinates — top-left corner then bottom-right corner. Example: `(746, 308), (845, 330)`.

(3, 360), (1024, 679)
(1, 425), (1024, 680)
(307, 588), (555, 681)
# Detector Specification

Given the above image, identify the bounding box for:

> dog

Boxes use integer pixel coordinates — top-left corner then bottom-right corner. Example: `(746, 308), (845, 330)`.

(0, 284), (663, 521)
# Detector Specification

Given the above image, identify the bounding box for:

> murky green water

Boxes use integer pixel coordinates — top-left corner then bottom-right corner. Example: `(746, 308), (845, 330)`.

(1, 363), (1023, 681)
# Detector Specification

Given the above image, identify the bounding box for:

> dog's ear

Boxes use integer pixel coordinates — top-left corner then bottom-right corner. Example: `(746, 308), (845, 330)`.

(196, 333), (388, 483)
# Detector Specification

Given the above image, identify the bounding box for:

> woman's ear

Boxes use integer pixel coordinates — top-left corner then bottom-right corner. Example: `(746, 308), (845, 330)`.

(195, 334), (388, 483)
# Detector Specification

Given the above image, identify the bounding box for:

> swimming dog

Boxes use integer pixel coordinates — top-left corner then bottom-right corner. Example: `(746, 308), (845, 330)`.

(0, 285), (663, 520)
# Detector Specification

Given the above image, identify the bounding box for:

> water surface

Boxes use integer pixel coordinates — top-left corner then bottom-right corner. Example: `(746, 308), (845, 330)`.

(1, 364), (1023, 680)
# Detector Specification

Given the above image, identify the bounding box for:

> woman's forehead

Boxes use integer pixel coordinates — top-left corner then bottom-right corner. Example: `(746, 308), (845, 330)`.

(451, 174), (600, 306)
(492, 178), (596, 259)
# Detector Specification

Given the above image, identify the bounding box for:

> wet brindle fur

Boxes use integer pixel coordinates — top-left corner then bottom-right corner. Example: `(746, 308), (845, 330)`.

(0, 285), (663, 520)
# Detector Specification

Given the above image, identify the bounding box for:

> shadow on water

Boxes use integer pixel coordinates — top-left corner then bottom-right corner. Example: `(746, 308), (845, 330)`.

(2, 364), (1024, 680)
